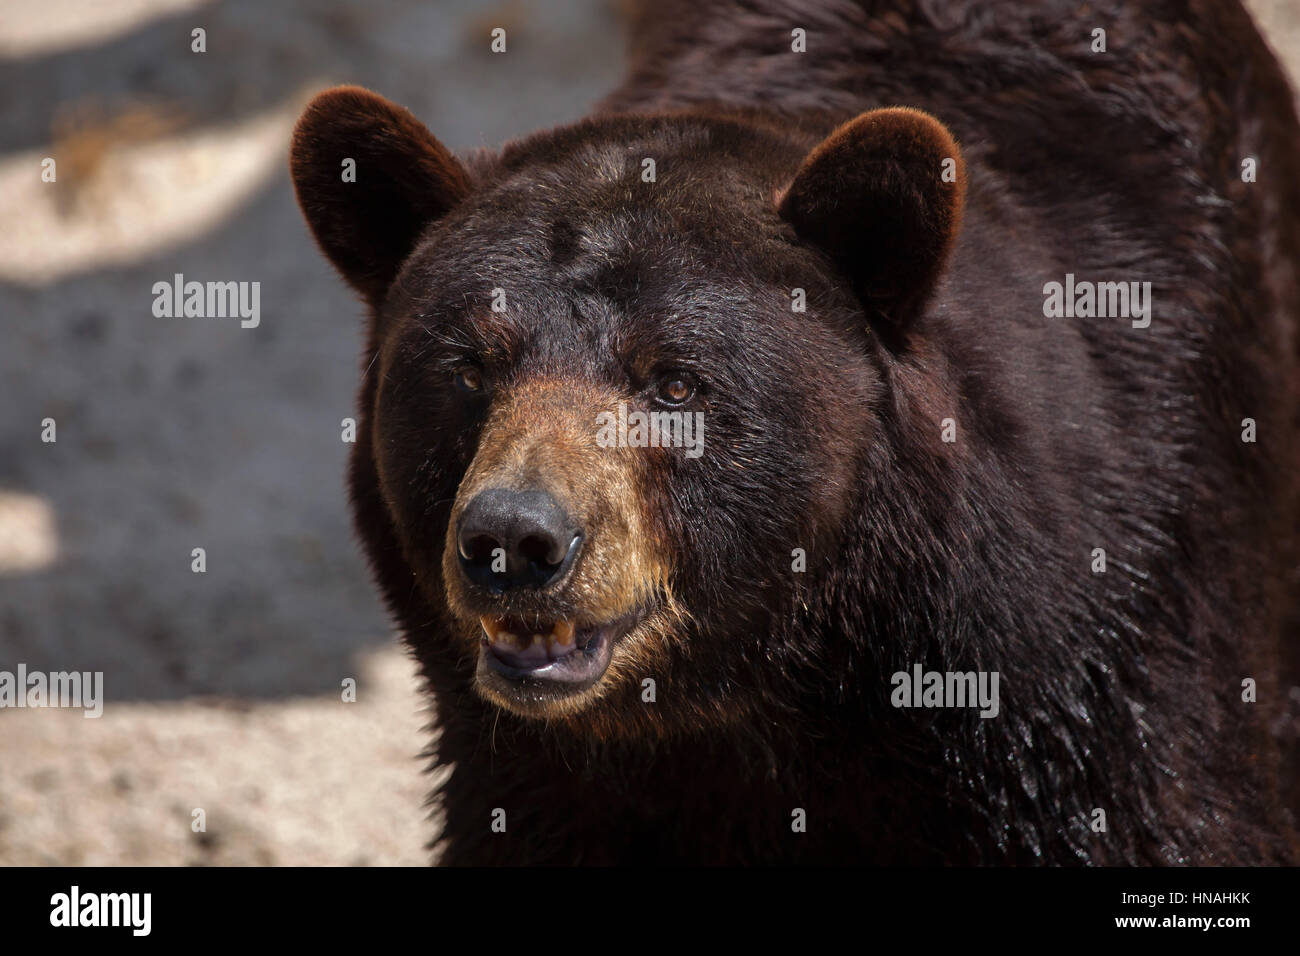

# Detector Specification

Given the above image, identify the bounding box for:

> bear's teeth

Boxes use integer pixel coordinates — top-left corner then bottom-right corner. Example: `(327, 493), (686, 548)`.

(482, 616), (577, 652)
(550, 619), (576, 648)
(480, 616), (517, 645)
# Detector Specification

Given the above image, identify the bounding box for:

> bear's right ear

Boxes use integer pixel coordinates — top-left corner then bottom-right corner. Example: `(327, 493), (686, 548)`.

(778, 107), (965, 332)
(290, 86), (472, 307)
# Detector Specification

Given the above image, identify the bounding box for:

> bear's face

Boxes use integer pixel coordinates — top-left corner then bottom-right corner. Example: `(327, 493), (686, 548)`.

(372, 133), (877, 721)
(291, 89), (965, 730)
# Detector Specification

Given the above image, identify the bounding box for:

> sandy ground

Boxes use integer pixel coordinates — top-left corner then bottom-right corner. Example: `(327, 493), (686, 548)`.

(0, 1), (1296, 866)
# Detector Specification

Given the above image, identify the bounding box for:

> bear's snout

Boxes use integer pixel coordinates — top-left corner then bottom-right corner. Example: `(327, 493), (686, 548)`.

(436, 376), (680, 718)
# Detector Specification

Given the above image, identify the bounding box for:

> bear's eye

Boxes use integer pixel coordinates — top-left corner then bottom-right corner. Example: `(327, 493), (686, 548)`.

(655, 373), (695, 407)
(453, 366), (484, 393)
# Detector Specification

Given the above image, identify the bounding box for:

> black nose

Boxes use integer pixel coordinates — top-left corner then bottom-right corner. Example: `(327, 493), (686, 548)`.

(456, 488), (582, 592)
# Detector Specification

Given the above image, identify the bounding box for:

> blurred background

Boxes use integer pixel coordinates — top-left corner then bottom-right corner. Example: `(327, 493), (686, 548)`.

(0, 0), (1295, 865)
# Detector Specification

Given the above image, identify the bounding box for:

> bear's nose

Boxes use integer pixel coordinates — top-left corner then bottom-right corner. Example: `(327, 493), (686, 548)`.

(456, 488), (582, 592)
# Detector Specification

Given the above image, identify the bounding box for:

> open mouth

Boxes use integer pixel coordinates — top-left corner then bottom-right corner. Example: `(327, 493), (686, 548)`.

(478, 614), (619, 688)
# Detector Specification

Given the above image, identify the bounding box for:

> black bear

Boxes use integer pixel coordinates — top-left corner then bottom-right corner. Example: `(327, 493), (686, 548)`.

(290, 0), (1300, 864)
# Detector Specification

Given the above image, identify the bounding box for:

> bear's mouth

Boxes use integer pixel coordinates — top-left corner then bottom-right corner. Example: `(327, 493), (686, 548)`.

(473, 607), (650, 711)
(478, 614), (618, 686)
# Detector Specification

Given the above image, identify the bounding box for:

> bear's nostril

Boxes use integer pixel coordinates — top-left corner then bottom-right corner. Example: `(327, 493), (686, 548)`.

(518, 533), (557, 567)
(459, 533), (500, 563)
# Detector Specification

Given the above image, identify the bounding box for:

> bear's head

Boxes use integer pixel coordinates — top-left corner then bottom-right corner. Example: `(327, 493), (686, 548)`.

(291, 87), (965, 735)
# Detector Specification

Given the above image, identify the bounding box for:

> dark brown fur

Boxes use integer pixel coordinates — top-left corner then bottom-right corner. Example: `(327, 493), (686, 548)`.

(291, 0), (1300, 864)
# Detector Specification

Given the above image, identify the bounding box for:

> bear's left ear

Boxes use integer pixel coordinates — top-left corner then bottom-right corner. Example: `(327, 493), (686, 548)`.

(778, 107), (966, 329)
(290, 86), (472, 307)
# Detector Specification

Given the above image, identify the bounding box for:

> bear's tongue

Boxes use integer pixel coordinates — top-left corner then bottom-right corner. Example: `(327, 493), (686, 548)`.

(480, 616), (578, 669)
